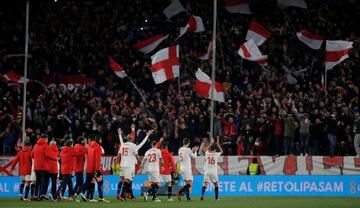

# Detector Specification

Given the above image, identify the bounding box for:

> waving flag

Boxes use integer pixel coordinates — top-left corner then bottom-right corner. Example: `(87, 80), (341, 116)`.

(238, 39), (268, 62)
(325, 40), (353, 70)
(109, 56), (127, 78)
(177, 15), (205, 39)
(3, 71), (30, 84)
(246, 20), (272, 46)
(132, 34), (169, 54)
(194, 68), (224, 102)
(224, 0), (251, 14)
(151, 46), (180, 84)
(278, 0), (308, 9)
(163, 0), (186, 19)
(296, 30), (324, 50)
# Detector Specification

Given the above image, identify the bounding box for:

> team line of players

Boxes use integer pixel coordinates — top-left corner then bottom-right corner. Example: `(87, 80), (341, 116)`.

(11, 127), (223, 203)
(118, 128), (223, 202)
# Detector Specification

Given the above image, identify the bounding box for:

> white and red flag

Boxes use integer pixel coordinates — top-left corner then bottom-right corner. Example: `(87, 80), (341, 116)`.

(193, 68), (224, 102)
(163, 0), (186, 19)
(109, 56), (127, 78)
(296, 29), (324, 50)
(325, 40), (353, 70)
(2, 70), (30, 84)
(151, 45), (180, 84)
(245, 20), (272, 46)
(132, 34), (169, 54)
(177, 15), (205, 39)
(224, 0), (251, 14)
(238, 39), (268, 62)
(199, 41), (213, 60)
(277, 0), (308, 9)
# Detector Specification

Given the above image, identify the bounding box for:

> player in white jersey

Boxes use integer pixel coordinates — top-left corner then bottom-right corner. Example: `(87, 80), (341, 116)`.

(200, 141), (223, 201)
(139, 140), (163, 203)
(117, 128), (153, 201)
(176, 138), (199, 201)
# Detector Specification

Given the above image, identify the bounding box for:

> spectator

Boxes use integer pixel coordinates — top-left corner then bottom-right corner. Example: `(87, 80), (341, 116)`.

(354, 113), (360, 156)
(326, 114), (338, 156)
(283, 114), (298, 155)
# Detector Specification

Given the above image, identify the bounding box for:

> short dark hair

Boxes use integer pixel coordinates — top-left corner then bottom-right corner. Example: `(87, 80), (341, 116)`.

(24, 142), (31, 147)
(183, 138), (190, 145)
(88, 135), (96, 141)
(64, 140), (73, 146)
(151, 140), (157, 147)
(160, 141), (168, 149)
(76, 136), (84, 144)
(40, 134), (48, 138)
(209, 144), (216, 151)
(95, 136), (102, 143)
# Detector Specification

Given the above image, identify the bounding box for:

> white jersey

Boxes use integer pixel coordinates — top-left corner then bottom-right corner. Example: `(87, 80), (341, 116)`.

(204, 151), (221, 173)
(118, 133), (149, 168)
(119, 142), (138, 168)
(178, 147), (197, 172)
(144, 147), (162, 173)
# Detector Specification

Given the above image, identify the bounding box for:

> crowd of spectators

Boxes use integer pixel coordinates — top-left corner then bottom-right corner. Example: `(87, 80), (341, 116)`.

(0, 0), (360, 157)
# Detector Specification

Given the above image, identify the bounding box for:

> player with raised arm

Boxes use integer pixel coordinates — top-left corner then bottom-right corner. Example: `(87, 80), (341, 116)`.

(200, 138), (223, 201)
(117, 128), (153, 201)
(176, 138), (199, 201)
(140, 140), (162, 203)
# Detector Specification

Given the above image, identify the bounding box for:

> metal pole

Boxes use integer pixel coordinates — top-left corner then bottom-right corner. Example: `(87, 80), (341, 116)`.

(324, 42), (327, 93)
(178, 75), (181, 94)
(22, 1), (29, 146)
(324, 66), (327, 93)
(128, 78), (147, 102)
(210, 0), (217, 141)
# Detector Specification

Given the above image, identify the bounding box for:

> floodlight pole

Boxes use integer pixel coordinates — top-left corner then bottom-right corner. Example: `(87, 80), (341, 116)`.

(210, 0), (217, 142)
(22, 1), (29, 146)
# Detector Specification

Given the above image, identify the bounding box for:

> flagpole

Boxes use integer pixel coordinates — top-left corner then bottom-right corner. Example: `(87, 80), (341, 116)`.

(178, 75), (181, 94)
(324, 41), (328, 93)
(210, 0), (217, 142)
(128, 78), (146, 102)
(22, 1), (29, 146)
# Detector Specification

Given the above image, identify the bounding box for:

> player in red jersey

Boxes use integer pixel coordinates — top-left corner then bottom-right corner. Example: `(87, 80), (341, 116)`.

(11, 142), (32, 201)
(156, 138), (177, 201)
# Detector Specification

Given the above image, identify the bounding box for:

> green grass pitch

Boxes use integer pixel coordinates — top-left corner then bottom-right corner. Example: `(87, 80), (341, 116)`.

(0, 196), (359, 208)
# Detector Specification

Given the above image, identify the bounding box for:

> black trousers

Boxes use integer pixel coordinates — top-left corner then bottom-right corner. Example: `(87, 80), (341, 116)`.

(77, 173), (94, 195)
(56, 174), (74, 197)
(35, 170), (49, 197)
(74, 172), (83, 194)
(49, 173), (57, 196)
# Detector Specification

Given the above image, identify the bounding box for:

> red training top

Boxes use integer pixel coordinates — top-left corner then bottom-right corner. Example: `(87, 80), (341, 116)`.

(11, 146), (32, 175)
(60, 146), (75, 174)
(73, 143), (86, 173)
(86, 141), (102, 173)
(47, 144), (59, 174)
(32, 138), (53, 171)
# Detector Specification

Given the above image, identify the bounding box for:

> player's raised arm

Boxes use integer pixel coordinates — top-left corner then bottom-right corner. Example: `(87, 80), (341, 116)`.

(118, 128), (124, 145)
(136, 129), (153, 150)
(216, 137), (223, 155)
(191, 146), (199, 158)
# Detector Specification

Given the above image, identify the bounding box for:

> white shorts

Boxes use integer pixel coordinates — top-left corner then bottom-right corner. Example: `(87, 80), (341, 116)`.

(148, 171), (160, 183)
(160, 174), (172, 183)
(204, 171), (218, 183)
(30, 167), (36, 181)
(20, 175), (32, 181)
(180, 169), (193, 181)
(120, 166), (135, 180)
